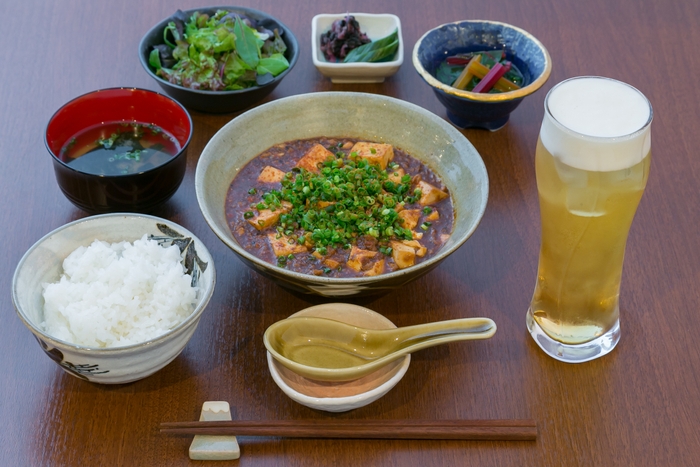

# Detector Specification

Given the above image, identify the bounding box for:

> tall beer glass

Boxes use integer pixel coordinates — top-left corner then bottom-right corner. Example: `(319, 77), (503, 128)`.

(527, 76), (652, 363)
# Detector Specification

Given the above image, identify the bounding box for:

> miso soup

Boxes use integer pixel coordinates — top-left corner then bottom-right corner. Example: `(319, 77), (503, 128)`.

(60, 121), (180, 176)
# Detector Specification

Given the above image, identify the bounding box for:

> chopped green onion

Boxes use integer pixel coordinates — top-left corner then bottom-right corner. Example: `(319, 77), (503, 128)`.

(252, 143), (422, 251)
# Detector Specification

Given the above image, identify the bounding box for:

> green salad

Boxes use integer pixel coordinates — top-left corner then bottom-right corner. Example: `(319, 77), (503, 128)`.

(149, 10), (290, 91)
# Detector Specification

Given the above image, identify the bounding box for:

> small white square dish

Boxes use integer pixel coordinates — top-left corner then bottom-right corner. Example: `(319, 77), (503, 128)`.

(311, 13), (403, 83)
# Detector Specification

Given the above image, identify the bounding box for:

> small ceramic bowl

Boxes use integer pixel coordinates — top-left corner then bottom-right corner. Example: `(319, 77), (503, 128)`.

(311, 13), (403, 83)
(413, 20), (552, 131)
(139, 7), (299, 113)
(45, 88), (193, 214)
(267, 303), (410, 412)
(12, 213), (216, 384)
(195, 92), (488, 297)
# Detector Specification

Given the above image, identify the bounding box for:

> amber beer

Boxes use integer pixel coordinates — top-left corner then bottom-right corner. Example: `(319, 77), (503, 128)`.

(527, 76), (652, 362)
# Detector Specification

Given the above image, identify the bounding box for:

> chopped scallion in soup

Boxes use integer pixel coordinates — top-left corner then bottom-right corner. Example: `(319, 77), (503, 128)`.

(59, 122), (180, 176)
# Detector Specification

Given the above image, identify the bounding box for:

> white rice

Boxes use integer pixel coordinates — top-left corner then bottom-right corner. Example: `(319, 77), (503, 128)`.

(42, 235), (198, 348)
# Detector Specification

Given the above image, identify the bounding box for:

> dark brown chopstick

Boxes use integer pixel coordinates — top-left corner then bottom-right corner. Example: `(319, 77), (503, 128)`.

(160, 419), (537, 441)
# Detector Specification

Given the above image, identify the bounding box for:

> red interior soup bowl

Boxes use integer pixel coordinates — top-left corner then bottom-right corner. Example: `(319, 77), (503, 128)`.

(45, 88), (193, 213)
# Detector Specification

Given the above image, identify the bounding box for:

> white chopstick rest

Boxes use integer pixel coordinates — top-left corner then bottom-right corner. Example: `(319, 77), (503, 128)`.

(189, 401), (240, 460)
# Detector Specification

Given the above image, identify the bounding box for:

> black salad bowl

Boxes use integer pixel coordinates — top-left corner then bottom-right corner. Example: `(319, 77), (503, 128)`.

(138, 6), (299, 114)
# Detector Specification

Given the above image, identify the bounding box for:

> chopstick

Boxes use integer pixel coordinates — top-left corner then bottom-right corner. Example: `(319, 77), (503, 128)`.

(160, 419), (537, 441)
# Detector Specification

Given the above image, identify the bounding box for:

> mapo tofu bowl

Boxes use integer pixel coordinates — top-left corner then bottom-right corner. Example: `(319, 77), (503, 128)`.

(196, 92), (488, 297)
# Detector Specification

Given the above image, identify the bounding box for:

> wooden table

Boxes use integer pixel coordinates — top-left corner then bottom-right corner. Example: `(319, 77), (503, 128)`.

(2, 0), (699, 465)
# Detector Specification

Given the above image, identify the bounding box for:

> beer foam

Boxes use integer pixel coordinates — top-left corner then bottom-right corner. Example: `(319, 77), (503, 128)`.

(540, 77), (652, 172)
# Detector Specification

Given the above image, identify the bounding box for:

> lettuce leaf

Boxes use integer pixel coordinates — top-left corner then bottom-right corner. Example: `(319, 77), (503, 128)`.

(256, 53), (289, 77)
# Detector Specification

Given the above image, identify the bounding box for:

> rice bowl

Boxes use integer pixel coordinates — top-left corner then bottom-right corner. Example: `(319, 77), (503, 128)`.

(12, 213), (216, 384)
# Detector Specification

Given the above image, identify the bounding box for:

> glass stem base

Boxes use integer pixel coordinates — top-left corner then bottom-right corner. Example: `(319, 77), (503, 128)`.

(526, 309), (620, 363)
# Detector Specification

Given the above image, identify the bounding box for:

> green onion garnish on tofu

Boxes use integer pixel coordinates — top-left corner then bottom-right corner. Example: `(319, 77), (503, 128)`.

(258, 155), (419, 251)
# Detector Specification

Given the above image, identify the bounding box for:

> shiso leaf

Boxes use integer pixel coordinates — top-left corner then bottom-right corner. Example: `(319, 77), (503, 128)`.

(343, 29), (399, 63)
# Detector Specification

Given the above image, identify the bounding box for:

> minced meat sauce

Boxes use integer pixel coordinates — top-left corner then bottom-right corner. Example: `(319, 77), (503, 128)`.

(225, 137), (454, 278)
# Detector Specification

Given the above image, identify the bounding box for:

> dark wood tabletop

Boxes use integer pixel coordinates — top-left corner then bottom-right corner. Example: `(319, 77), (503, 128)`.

(3, 0), (700, 465)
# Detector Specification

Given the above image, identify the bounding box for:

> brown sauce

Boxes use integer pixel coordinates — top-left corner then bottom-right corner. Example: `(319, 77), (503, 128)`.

(225, 137), (454, 278)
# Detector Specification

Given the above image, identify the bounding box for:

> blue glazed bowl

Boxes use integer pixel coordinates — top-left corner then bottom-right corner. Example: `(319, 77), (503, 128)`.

(412, 20), (552, 131)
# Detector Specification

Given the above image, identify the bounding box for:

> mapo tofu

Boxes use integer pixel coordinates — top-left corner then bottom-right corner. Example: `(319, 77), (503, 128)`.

(225, 137), (455, 278)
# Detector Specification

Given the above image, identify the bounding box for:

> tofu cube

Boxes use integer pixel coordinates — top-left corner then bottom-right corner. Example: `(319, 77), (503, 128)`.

(426, 209), (440, 221)
(257, 166), (286, 183)
(416, 181), (448, 206)
(296, 144), (334, 173)
(364, 259), (385, 277)
(390, 241), (416, 269)
(387, 167), (405, 184)
(390, 240), (428, 269)
(397, 209), (421, 230)
(247, 201), (292, 231)
(401, 239), (427, 257)
(267, 233), (307, 257)
(350, 142), (394, 170)
(347, 246), (378, 272)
